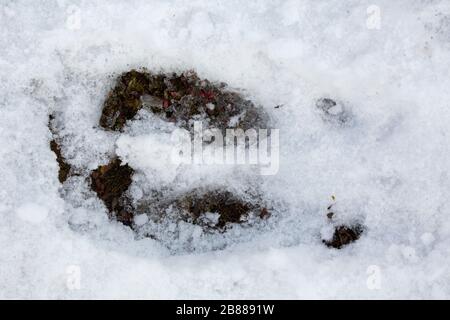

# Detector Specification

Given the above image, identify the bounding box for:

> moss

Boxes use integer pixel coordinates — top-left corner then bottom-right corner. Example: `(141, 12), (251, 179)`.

(90, 158), (134, 226)
(100, 70), (152, 130)
(323, 224), (363, 249)
(49, 139), (71, 183)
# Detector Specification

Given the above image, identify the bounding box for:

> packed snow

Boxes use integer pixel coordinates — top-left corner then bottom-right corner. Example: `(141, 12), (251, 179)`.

(1, 0), (450, 299)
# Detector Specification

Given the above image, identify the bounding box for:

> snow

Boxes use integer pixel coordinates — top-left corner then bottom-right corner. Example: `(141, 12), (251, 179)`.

(1, 0), (450, 299)
(16, 203), (49, 224)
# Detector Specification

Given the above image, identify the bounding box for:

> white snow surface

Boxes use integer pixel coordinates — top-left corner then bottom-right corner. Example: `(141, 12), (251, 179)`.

(1, 0), (450, 299)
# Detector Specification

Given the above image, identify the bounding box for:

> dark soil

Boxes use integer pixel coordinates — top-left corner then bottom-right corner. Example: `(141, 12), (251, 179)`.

(50, 139), (71, 183)
(89, 168), (268, 232)
(323, 224), (363, 249)
(49, 115), (71, 184)
(90, 158), (135, 226)
(176, 189), (268, 230)
(100, 69), (268, 131)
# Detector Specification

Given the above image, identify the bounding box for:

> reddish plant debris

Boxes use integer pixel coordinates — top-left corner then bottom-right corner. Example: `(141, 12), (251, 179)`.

(100, 69), (269, 131)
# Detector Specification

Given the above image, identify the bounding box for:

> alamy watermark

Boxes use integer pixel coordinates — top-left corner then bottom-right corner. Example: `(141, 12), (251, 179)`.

(366, 265), (381, 290)
(66, 265), (81, 291)
(66, 5), (81, 31)
(366, 5), (381, 30)
(170, 121), (279, 175)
